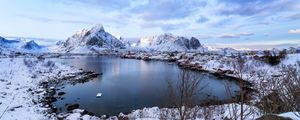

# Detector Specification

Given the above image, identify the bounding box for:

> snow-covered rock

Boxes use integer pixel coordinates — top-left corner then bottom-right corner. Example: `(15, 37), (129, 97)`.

(136, 33), (205, 52)
(58, 24), (126, 53)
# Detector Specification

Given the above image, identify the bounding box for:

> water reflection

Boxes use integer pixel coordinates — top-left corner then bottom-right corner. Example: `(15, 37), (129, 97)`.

(53, 56), (240, 116)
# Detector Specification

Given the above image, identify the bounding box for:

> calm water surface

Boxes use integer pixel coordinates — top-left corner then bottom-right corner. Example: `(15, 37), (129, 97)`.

(53, 56), (239, 116)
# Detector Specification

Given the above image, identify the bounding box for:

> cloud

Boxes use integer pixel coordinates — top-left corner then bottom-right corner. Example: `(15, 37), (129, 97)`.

(287, 12), (300, 20)
(51, 0), (300, 31)
(196, 34), (213, 39)
(210, 16), (234, 27)
(211, 39), (300, 49)
(54, 0), (207, 31)
(4, 0), (300, 39)
(264, 33), (270, 36)
(22, 16), (95, 25)
(140, 21), (188, 31)
(219, 32), (254, 39)
(196, 16), (209, 23)
(288, 29), (300, 34)
(217, 0), (296, 16)
(52, 0), (132, 11)
(130, 0), (206, 21)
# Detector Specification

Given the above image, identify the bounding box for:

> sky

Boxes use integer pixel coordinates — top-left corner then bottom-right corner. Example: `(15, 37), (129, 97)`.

(0, 0), (300, 49)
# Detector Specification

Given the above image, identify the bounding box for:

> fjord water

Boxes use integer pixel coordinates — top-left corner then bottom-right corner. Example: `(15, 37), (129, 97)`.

(53, 56), (240, 116)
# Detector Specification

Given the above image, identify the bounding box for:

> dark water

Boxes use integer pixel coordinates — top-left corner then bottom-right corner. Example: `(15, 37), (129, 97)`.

(53, 56), (240, 116)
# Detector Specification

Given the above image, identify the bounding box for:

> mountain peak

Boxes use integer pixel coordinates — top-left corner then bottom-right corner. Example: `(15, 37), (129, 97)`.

(91, 24), (105, 33)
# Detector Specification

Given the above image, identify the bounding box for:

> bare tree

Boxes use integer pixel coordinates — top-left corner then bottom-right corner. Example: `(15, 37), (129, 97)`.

(226, 55), (256, 120)
(166, 70), (204, 120)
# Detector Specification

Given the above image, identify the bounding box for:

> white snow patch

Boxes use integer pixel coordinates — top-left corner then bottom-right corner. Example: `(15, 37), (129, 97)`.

(278, 112), (300, 120)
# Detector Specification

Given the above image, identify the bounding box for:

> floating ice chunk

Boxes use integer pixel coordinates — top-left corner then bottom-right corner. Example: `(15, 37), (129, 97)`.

(72, 109), (84, 113)
(96, 93), (102, 97)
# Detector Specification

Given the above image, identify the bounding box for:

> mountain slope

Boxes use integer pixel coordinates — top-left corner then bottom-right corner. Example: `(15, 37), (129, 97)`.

(136, 33), (205, 52)
(58, 25), (126, 53)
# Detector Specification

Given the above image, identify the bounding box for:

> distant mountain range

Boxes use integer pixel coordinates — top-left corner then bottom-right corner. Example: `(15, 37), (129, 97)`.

(3, 24), (294, 54)
(0, 36), (45, 52)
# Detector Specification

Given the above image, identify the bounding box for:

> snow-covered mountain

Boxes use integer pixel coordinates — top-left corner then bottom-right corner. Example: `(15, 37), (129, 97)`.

(57, 25), (126, 53)
(0, 36), (45, 53)
(135, 33), (206, 52)
(22, 40), (42, 50)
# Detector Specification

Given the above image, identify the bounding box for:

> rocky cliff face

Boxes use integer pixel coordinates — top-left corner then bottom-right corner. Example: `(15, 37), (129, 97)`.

(190, 37), (201, 49)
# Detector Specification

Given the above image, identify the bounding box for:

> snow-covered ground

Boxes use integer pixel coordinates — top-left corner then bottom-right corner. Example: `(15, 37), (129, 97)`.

(0, 57), (83, 119)
(0, 58), (74, 120)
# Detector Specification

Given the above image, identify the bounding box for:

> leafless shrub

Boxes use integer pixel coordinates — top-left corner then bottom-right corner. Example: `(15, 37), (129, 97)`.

(276, 62), (300, 115)
(224, 55), (257, 120)
(256, 61), (300, 118)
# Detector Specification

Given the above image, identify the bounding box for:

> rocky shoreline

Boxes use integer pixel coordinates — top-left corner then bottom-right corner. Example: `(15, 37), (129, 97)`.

(35, 69), (101, 119)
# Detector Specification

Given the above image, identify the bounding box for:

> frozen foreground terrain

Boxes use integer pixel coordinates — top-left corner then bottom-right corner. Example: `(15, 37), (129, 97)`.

(0, 53), (299, 120)
(0, 57), (101, 120)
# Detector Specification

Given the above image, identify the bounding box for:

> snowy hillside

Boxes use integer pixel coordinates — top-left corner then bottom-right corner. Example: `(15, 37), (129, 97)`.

(57, 25), (126, 53)
(135, 33), (206, 52)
